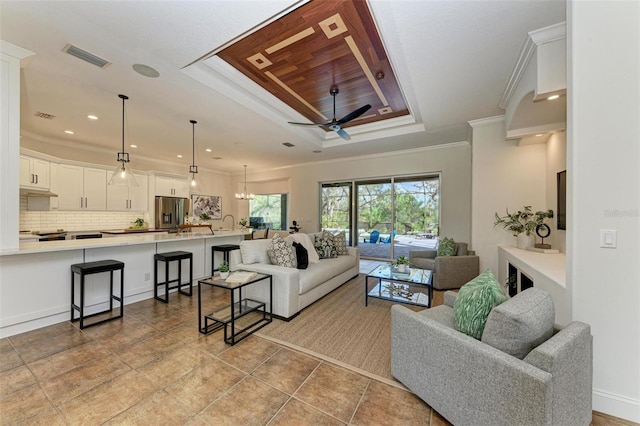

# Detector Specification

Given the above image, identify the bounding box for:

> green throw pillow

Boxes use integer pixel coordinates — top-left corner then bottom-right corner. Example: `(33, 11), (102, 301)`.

(437, 237), (457, 256)
(454, 269), (508, 340)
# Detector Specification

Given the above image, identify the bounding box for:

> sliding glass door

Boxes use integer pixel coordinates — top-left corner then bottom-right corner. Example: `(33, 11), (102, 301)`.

(321, 174), (440, 262)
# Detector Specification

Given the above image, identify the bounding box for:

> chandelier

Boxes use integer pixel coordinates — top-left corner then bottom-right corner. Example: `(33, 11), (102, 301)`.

(187, 120), (198, 189)
(235, 165), (255, 200)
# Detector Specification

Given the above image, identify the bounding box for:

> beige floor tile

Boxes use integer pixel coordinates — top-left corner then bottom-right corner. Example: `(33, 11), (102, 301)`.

(251, 347), (321, 394)
(217, 335), (280, 373)
(103, 390), (194, 425)
(14, 406), (66, 426)
(0, 383), (55, 424)
(11, 325), (92, 364)
(116, 332), (190, 369)
(58, 370), (156, 425)
(164, 320), (203, 344)
(197, 376), (289, 426)
(188, 328), (234, 357)
(77, 315), (144, 340)
(41, 354), (131, 405)
(0, 338), (24, 373)
(27, 340), (110, 381)
(124, 297), (182, 316)
(351, 380), (432, 425)
(8, 322), (78, 348)
(270, 398), (346, 425)
(135, 345), (214, 388)
(129, 307), (193, 332)
(96, 322), (161, 352)
(0, 365), (36, 398)
(164, 358), (246, 412)
(294, 362), (370, 423)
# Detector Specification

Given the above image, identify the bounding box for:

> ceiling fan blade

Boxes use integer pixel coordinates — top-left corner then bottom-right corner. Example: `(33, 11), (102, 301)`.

(336, 104), (371, 125)
(287, 121), (324, 127)
(335, 127), (351, 140)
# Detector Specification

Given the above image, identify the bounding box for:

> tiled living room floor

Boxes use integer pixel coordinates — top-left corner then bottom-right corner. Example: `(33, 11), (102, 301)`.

(0, 285), (449, 425)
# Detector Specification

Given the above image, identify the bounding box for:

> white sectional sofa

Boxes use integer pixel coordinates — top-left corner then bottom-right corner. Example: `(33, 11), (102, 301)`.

(229, 232), (360, 319)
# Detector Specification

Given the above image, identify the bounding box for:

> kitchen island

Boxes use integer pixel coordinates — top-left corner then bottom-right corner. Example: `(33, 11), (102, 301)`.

(0, 229), (251, 337)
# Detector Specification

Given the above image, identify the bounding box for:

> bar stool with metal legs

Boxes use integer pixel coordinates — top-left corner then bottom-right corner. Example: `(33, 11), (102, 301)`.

(154, 251), (193, 303)
(71, 259), (125, 329)
(211, 244), (240, 275)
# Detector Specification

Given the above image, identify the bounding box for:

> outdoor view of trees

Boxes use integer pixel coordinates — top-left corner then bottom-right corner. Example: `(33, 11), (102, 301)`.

(249, 194), (288, 230)
(321, 176), (440, 237)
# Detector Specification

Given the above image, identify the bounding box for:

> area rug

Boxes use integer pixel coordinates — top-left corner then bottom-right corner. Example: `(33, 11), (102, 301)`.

(255, 274), (442, 385)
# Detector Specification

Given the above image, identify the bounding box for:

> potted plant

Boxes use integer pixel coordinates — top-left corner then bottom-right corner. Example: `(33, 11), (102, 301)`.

(218, 261), (229, 279)
(494, 206), (554, 248)
(238, 217), (248, 229)
(393, 255), (410, 273)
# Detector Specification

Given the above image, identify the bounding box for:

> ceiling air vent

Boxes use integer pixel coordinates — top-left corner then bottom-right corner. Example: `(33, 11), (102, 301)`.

(34, 112), (55, 120)
(282, 142), (295, 147)
(62, 43), (111, 69)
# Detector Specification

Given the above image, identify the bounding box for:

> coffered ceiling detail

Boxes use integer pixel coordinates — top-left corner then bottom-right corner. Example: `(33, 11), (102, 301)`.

(216, 0), (409, 131)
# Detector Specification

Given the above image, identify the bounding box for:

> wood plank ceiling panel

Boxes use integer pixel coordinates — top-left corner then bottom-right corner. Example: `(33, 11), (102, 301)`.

(217, 0), (409, 131)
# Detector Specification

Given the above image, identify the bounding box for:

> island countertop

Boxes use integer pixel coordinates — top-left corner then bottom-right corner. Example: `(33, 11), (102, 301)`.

(1, 229), (251, 256)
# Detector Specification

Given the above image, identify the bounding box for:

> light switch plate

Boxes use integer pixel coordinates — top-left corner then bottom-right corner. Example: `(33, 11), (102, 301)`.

(600, 229), (617, 248)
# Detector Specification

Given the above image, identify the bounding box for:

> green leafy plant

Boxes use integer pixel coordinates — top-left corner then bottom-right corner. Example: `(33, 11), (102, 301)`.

(393, 255), (410, 266)
(131, 218), (146, 229)
(199, 213), (211, 221)
(238, 218), (248, 227)
(494, 206), (554, 236)
(218, 261), (229, 273)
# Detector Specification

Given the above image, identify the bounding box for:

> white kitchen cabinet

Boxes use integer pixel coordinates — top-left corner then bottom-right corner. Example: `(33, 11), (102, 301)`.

(107, 174), (148, 211)
(57, 164), (107, 210)
(20, 155), (50, 189)
(155, 175), (188, 197)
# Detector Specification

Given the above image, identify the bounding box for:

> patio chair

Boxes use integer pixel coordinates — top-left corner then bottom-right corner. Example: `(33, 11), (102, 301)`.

(380, 230), (396, 244)
(364, 230), (379, 243)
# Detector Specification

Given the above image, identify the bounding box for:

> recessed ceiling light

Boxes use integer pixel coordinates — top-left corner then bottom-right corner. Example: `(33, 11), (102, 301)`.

(130, 144), (137, 148)
(547, 94), (560, 100)
(205, 148), (212, 152)
(64, 130), (74, 134)
(87, 115), (98, 120)
(535, 134), (543, 137)
(132, 64), (160, 78)
(177, 154), (183, 158)
(312, 150), (322, 153)
(212, 156), (222, 160)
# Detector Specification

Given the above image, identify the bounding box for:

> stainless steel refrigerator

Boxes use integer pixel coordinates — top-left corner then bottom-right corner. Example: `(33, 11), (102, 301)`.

(155, 196), (191, 231)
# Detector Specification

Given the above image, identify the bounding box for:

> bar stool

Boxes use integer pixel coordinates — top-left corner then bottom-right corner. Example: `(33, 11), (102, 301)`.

(71, 259), (124, 329)
(211, 244), (240, 275)
(154, 251), (193, 303)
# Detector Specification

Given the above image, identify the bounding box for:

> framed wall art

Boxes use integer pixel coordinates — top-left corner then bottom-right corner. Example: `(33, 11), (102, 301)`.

(191, 195), (222, 220)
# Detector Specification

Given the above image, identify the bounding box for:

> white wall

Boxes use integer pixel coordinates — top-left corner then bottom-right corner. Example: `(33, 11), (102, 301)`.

(569, 1), (640, 421)
(470, 116), (547, 274)
(232, 143), (472, 244)
(546, 131), (566, 252)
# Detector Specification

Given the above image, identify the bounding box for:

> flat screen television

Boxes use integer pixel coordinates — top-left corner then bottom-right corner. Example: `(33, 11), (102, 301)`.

(557, 170), (567, 230)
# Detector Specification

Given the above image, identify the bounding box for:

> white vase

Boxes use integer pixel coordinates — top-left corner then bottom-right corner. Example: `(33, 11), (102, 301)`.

(220, 271), (229, 280)
(397, 264), (407, 273)
(516, 234), (535, 249)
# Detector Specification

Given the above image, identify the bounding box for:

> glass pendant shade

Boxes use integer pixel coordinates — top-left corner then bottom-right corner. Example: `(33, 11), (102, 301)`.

(108, 94), (138, 187)
(187, 120), (199, 190)
(235, 165), (255, 200)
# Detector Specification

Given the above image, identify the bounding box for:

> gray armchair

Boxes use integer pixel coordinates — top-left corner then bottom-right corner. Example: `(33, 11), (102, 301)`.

(409, 242), (479, 290)
(391, 288), (593, 426)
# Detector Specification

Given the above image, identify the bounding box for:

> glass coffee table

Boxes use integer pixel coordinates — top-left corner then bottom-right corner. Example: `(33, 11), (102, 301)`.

(365, 264), (433, 308)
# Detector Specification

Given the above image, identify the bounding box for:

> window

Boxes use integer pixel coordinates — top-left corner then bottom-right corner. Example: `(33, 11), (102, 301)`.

(249, 194), (289, 231)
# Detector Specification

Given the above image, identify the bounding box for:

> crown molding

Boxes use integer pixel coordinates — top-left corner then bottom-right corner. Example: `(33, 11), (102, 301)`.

(468, 115), (505, 128)
(498, 22), (566, 110)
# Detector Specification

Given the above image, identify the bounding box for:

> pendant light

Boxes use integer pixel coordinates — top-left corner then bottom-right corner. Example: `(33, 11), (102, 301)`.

(188, 119), (199, 189)
(235, 164), (255, 200)
(108, 94), (138, 186)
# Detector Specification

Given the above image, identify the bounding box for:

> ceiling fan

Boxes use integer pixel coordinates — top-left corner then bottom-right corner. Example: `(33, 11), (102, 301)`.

(288, 87), (371, 140)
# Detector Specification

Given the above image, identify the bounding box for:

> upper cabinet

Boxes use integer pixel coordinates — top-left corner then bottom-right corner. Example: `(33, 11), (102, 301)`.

(57, 164), (107, 211)
(106, 174), (148, 211)
(20, 155), (50, 190)
(155, 175), (189, 198)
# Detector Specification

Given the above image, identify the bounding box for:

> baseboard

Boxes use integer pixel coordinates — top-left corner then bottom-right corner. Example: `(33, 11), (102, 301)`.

(593, 388), (640, 423)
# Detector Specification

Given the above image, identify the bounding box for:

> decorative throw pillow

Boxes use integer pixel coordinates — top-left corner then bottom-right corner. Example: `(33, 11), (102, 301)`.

(268, 234), (297, 268)
(437, 237), (457, 257)
(293, 242), (309, 269)
(453, 269), (508, 339)
(324, 230), (348, 255)
(482, 288), (555, 359)
(314, 235), (337, 259)
(290, 233), (320, 264)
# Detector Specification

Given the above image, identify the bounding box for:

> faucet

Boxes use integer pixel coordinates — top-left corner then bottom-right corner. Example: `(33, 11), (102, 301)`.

(222, 214), (235, 230)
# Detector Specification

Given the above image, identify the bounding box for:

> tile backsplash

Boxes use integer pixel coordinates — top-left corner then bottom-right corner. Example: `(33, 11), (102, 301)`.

(19, 196), (150, 232)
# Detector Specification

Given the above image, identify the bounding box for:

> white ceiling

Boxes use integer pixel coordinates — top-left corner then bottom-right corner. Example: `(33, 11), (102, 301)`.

(0, 0), (565, 175)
